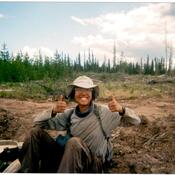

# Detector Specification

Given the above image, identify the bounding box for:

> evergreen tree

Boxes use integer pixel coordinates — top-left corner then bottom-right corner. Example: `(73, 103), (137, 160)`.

(113, 41), (116, 70)
(0, 43), (10, 60)
(107, 59), (111, 72)
(150, 59), (154, 75)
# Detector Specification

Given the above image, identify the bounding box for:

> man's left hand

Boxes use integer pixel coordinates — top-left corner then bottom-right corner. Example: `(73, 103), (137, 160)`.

(108, 96), (123, 113)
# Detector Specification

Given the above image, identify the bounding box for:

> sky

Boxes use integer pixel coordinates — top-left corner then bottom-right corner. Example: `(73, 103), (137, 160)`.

(0, 2), (175, 65)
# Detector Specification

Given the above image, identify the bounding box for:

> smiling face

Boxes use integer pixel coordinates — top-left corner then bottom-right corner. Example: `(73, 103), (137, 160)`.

(74, 87), (93, 110)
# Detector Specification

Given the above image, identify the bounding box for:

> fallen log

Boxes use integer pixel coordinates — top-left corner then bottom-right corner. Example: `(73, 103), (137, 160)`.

(147, 78), (175, 84)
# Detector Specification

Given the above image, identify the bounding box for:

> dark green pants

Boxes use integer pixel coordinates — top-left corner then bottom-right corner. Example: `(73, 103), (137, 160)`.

(18, 126), (103, 173)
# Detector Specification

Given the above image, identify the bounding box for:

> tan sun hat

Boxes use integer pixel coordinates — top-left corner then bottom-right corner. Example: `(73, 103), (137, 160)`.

(67, 75), (99, 100)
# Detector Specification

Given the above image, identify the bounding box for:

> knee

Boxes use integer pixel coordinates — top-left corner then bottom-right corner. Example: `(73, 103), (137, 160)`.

(65, 137), (82, 149)
(26, 126), (43, 139)
(30, 126), (42, 135)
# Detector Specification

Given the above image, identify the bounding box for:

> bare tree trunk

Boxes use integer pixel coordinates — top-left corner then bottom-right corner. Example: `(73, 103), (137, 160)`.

(168, 42), (173, 75)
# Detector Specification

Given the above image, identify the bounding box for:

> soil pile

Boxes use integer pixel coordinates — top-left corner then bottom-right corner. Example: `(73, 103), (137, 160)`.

(0, 108), (21, 139)
(0, 97), (175, 173)
(110, 114), (175, 173)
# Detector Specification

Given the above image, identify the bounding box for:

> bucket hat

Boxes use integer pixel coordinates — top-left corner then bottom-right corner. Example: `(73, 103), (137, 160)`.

(67, 76), (99, 100)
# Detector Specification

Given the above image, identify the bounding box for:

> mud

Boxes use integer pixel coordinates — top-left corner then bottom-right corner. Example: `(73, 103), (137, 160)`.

(0, 97), (175, 173)
(0, 108), (20, 139)
(110, 114), (175, 173)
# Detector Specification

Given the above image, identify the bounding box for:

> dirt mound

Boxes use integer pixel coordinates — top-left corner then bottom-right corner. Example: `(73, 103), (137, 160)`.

(0, 108), (21, 139)
(0, 97), (174, 173)
(110, 114), (175, 173)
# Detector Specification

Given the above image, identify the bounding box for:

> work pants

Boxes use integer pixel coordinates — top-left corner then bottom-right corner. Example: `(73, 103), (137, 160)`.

(18, 126), (103, 173)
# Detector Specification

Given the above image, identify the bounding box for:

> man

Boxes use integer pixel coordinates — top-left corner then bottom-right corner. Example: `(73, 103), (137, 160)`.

(18, 75), (141, 173)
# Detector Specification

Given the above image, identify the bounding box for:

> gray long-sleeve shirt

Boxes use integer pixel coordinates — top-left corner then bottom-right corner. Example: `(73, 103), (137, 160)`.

(34, 103), (140, 162)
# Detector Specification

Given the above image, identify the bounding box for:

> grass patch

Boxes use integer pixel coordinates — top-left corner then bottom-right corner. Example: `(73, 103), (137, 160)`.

(0, 79), (69, 101)
(0, 73), (174, 101)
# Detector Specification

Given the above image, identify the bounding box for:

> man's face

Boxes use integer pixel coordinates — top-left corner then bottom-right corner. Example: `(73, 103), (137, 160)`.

(74, 87), (93, 107)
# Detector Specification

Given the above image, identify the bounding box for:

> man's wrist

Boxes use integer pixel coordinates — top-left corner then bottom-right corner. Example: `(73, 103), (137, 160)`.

(119, 106), (125, 116)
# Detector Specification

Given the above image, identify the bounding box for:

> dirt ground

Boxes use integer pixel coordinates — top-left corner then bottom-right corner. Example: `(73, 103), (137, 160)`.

(0, 96), (175, 173)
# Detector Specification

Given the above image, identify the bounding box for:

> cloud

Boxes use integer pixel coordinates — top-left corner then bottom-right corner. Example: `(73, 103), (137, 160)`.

(0, 13), (15, 20)
(71, 3), (175, 61)
(0, 13), (5, 19)
(72, 34), (133, 65)
(72, 34), (113, 48)
(71, 15), (99, 26)
(71, 16), (87, 26)
(15, 46), (54, 59)
(72, 3), (175, 34)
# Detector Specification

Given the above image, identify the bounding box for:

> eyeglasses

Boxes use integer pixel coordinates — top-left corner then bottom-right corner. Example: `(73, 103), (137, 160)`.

(75, 87), (93, 93)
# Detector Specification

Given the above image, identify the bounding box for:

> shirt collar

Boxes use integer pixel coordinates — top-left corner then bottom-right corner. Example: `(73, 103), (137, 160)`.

(75, 103), (93, 118)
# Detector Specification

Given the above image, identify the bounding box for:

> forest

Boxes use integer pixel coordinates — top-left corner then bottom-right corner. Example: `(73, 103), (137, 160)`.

(0, 43), (175, 83)
(0, 42), (175, 173)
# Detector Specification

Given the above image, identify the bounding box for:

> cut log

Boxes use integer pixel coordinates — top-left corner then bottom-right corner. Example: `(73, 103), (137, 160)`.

(3, 159), (21, 173)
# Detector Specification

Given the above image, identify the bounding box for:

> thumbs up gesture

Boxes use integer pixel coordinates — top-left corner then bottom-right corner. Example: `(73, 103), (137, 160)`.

(108, 96), (123, 113)
(52, 95), (67, 114)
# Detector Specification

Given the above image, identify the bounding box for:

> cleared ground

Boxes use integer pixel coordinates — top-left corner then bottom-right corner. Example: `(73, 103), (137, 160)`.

(0, 74), (175, 173)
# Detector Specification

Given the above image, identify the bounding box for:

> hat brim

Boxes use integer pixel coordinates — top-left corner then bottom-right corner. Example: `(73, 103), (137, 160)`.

(66, 84), (99, 100)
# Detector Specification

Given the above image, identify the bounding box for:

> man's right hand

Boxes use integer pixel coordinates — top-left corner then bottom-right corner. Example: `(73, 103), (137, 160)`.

(52, 95), (67, 115)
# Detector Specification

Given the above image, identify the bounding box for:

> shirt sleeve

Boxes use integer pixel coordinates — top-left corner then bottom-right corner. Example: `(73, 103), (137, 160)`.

(120, 107), (141, 126)
(99, 104), (141, 132)
(33, 108), (72, 131)
(98, 104), (122, 131)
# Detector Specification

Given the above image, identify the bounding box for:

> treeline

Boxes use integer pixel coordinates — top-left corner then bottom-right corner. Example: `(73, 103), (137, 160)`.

(0, 44), (174, 82)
